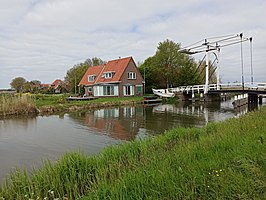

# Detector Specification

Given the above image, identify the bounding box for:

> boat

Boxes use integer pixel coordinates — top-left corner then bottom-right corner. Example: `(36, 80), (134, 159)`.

(143, 96), (162, 104)
(152, 89), (175, 98)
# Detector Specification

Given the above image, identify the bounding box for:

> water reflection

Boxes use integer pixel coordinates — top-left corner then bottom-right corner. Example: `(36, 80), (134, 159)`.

(0, 100), (264, 184)
(67, 100), (249, 139)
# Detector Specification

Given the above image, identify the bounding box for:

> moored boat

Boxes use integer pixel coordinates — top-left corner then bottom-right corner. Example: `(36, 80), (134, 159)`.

(152, 89), (175, 98)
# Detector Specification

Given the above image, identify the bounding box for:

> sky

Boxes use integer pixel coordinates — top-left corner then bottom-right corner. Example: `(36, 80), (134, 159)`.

(1, 0), (265, 88)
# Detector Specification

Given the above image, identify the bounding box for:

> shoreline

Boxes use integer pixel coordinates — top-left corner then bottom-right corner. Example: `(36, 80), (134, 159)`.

(0, 96), (144, 118)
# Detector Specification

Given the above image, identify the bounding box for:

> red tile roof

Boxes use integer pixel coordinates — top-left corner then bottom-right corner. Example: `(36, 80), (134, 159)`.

(79, 65), (104, 85)
(51, 79), (64, 88)
(79, 56), (133, 85)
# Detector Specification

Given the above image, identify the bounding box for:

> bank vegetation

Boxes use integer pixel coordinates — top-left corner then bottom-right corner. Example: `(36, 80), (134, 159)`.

(1, 105), (265, 199)
(0, 94), (143, 117)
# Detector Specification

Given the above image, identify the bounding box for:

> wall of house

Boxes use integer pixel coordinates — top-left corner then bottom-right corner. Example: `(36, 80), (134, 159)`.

(119, 59), (144, 97)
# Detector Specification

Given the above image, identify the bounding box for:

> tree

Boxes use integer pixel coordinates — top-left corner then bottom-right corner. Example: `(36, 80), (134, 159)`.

(139, 39), (198, 92)
(10, 77), (26, 92)
(65, 63), (88, 94)
(92, 57), (105, 66)
(64, 57), (105, 94)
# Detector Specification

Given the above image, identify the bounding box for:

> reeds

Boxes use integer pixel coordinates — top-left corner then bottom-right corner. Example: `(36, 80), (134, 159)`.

(1, 106), (266, 199)
(0, 94), (37, 116)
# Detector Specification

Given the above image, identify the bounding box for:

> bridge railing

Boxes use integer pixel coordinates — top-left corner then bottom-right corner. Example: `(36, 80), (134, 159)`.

(166, 82), (266, 94)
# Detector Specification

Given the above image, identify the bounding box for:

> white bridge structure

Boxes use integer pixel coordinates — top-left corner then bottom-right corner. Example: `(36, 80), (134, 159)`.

(153, 33), (266, 99)
(168, 82), (266, 95)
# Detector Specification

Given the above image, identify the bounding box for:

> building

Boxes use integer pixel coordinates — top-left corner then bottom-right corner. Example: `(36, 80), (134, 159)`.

(79, 57), (143, 97)
(51, 79), (65, 93)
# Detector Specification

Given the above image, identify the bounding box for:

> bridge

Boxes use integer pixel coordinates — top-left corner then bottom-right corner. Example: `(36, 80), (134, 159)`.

(168, 82), (266, 95)
(155, 33), (266, 103)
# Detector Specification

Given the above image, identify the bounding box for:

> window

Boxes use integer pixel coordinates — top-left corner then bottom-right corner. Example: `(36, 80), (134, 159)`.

(103, 85), (114, 96)
(103, 72), (114, 79)
(88, 87), (92, 92)
(124, 85), (134, 96)
(88, 75), (95, 82)
(128, 72), (136, 79)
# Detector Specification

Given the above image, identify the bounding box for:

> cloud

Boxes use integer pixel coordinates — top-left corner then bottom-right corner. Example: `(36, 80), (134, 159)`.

(1, 0), (266, 88)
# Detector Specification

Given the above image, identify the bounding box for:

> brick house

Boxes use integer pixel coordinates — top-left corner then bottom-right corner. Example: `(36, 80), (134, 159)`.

(79, 57), (144, 97)
(51, 79), (65, 93)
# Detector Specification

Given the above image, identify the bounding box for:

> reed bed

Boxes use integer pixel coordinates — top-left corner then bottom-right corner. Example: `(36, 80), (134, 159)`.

(1, 107), (266, 199)
(0, 94), (37, 117)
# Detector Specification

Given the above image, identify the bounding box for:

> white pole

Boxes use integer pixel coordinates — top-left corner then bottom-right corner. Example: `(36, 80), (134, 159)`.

(216, 48), (220, 90)
(204, 47), (209, 94)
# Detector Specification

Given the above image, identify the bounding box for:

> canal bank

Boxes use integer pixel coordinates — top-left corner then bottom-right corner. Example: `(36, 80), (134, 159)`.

(1, 104), (266, 199)
(0, 94), (144, 117)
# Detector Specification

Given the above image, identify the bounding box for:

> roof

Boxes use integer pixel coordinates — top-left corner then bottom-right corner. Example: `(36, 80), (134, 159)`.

(79, 56), (133, 85)
(79, 65), (104, 85)
(51, 79), (64, 86)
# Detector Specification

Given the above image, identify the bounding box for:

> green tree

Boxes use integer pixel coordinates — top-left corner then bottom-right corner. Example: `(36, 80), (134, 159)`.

(10, 77), (26, 92)
(139, 39), (198, 93)
(64, 57), (105, 94)
(65, 63), (88, 94)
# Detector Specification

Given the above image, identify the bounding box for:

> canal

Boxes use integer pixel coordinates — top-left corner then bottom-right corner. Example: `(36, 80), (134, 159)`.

(0, 100), (263, 183)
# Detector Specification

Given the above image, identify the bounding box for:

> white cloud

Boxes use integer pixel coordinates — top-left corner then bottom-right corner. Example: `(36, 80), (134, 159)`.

(1, 0), (266, 88)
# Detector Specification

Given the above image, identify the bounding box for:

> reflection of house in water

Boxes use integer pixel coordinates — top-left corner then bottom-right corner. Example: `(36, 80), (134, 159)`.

(83, 106), (144, 141)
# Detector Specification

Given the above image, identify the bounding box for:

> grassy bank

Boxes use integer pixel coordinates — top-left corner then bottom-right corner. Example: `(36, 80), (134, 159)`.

(0, 94), (37, 117)
(1, 106), (266, 199)
(0, 94), (143, 117)
(36, 94), (143, 114)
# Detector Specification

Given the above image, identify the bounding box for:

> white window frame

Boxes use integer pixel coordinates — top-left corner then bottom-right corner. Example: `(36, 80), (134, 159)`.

(88, 75), (95, 82)
(128, 72), (136, 80)
(103, 72), (114, 79)
(123, 85), (134, 96)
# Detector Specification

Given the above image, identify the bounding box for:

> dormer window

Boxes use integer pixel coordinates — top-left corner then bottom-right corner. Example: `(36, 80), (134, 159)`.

(128, 72), (136, 79)
(103, 72), (115, 79)
(88, 75), (96, 82)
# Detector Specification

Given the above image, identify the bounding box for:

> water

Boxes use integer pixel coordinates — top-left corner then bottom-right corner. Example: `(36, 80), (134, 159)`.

(0, 100), (263, 183)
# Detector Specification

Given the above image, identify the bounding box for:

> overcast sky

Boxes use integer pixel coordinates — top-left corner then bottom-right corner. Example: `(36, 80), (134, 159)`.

(1, 0), (265, 88)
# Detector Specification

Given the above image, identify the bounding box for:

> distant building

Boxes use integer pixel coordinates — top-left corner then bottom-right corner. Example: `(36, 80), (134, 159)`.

(79, 57), (143, 97)
(0, 89), (16, 94)
(51, 79), (65, 93)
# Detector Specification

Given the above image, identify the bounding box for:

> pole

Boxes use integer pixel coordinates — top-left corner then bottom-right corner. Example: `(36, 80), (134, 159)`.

(74, 67), (77, 95)
(250, 37), (254, 84)
(240, 33), (244, 90)
(216, 47), (220, 90)
(204, 46), (209, 94)
(144, 65), (146, 95)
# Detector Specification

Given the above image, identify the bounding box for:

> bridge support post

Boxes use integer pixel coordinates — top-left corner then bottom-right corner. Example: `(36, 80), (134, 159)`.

(259, 96), (263, 104)
(248, 94), (258, 104)
(204, 93), (221, 102)
(176, 92), (190, 101)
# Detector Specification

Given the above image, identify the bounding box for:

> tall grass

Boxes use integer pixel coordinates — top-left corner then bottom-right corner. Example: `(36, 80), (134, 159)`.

(1, 107), (266, 199)
(0, 94), (37, 116)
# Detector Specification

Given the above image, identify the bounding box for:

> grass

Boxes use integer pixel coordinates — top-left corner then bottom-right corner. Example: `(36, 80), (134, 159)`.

(0, 94), (37, 116)
(0, 93), (143, 116)
(1, 106), (266, 199)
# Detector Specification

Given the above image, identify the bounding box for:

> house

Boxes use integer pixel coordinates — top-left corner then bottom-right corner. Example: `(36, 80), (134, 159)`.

(79, 57), (143, 97)
(51, 79), (65, 93)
